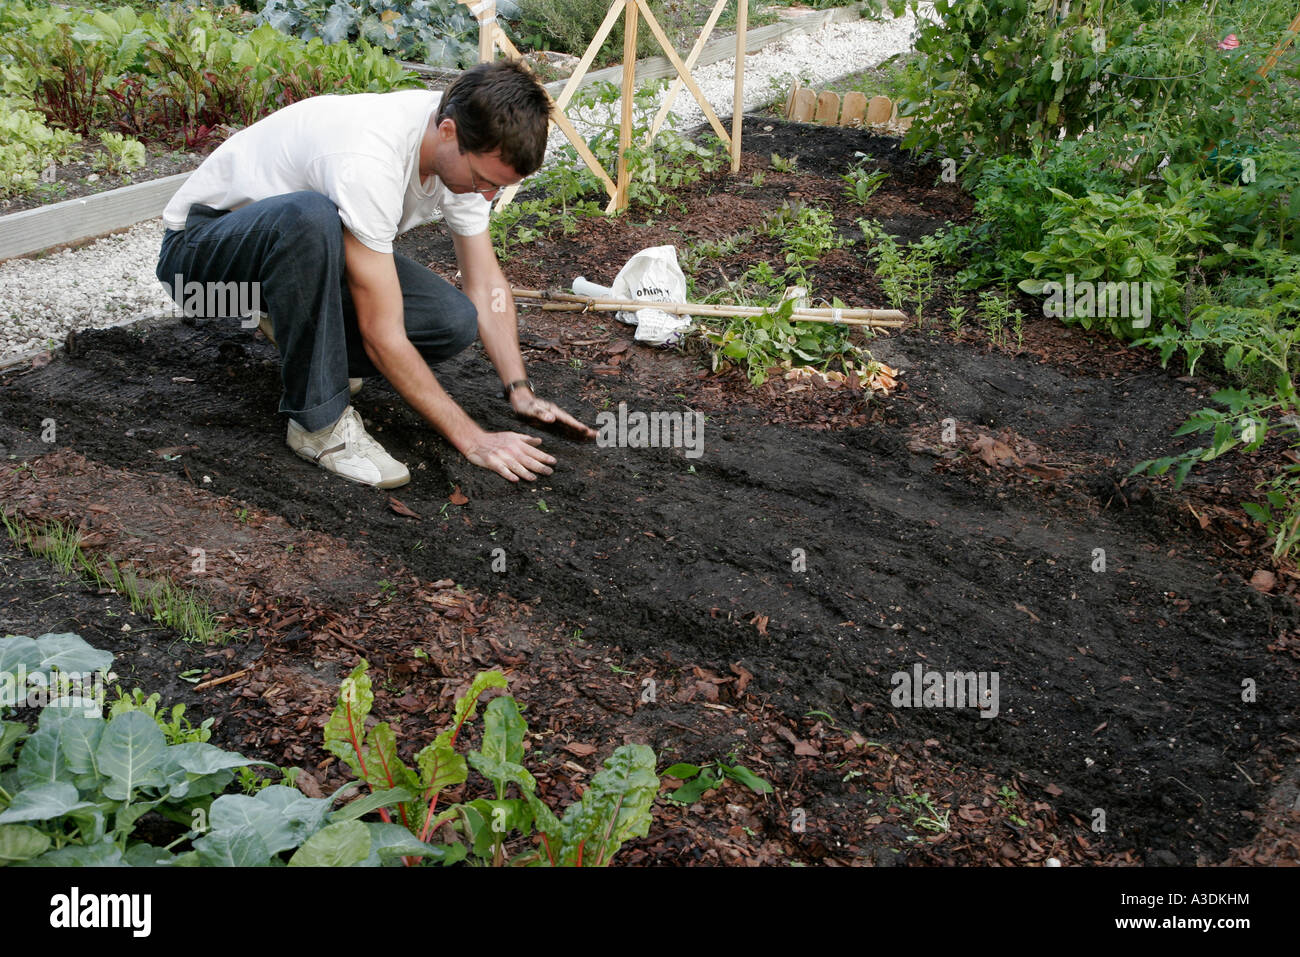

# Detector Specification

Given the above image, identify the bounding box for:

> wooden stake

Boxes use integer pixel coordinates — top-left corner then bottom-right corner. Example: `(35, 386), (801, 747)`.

(732, 0), (748, 173)
(613, 0), (639, 213)
(477, 0), (495, 62)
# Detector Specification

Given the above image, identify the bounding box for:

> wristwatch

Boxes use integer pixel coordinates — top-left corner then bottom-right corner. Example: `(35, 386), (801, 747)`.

(502, 378), (534, 400)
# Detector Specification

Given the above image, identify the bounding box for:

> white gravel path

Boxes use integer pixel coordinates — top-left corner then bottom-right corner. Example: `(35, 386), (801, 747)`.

(0, 10), (921, 364)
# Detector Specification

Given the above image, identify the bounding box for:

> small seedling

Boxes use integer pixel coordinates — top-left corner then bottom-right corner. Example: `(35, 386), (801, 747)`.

(770, 153), (798, 173)
(663, 757), (773, 804)
(537, 499), (550, 513)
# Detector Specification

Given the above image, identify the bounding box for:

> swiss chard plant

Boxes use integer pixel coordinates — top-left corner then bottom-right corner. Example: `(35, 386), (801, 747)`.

(324, 659), (660, 865)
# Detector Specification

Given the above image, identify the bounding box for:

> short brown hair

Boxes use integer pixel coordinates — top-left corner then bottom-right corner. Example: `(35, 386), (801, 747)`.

(436, 60), (552, 177)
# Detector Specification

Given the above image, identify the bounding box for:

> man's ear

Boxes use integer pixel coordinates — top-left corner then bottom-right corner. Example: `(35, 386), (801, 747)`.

(436, 117), (458, 143)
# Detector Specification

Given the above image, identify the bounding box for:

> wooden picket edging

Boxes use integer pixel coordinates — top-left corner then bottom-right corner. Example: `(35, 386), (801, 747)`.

(784, 80), (913, 131)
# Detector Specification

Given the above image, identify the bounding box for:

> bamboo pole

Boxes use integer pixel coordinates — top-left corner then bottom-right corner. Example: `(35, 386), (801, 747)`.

(732, 0), (748, 172)
(511, 288), (908, 327)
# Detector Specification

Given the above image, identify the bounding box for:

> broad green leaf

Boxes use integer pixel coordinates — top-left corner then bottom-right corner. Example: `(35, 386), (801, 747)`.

(447, 670), (507, 741)
(289, 819), (371, 867)
(0, 824), (50, 863)
(56, 716), (104, 780)
(0, 636), (41, 682)
(466, 751), (536, 794)
(323, 660), (373, 778)
(209, 794), (302, 856)
(165, 742), (263, 776)
(366, 816), (467, 863)
(661, 763), (701, 779)
(362, 822), (462, 865)
(362, 721), (417, 795)
(480, 696), (526, 769)
(668, 771), (719, 804)
(16, 722), (71, 788)
(415, 734), (467, 798)
(721, 763), (773, 795)
(123, 844), (176, 867)
(194, 823), (274, 867)
(0, 720), (26, 765)
(36, 633), (114, 675)
(554, 744), (659, 866)
(97, 712), (167, 800)
(21, 838), (124, 866)
(252, 785), (333, 839)
(464, 797), (533, 851)
(329, 787), (416, 823)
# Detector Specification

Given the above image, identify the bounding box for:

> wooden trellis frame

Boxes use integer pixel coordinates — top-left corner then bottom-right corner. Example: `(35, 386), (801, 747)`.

(459, 0), (746, 213)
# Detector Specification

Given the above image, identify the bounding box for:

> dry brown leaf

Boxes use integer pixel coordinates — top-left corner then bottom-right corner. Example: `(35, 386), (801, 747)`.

(449, 486), (469, 506)
(388, 496), (421, 519)
(563, 742), (598, 757)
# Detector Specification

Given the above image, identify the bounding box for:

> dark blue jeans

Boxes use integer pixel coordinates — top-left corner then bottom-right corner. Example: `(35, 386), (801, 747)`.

(156, 191), (479, 431)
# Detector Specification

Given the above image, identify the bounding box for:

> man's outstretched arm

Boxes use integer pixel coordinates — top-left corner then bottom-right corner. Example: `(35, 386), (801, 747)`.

(452, 229), (596, 438)
(343, 228), (556, 481)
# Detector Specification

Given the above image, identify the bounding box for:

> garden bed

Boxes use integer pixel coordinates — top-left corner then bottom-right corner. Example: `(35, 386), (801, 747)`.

(1, 118), (1298, 866)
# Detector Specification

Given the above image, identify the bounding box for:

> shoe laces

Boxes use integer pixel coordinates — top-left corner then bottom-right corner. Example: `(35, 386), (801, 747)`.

(334, 408), (385, 458)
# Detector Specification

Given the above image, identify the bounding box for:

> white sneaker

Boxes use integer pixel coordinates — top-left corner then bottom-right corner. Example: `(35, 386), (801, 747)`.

(286, 407), (410, 489)
(259, 315), (362, 396)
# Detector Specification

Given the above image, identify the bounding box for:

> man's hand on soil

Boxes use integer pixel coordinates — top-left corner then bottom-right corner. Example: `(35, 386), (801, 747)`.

(510, 391), (597, 440)
(462, 430), (557, 482)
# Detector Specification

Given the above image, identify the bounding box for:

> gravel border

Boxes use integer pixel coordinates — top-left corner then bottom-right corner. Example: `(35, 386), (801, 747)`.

(0, 11), (920, 365)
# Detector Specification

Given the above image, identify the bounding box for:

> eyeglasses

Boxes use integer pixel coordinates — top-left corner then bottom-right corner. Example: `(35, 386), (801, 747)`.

(465, 155), (502, 198)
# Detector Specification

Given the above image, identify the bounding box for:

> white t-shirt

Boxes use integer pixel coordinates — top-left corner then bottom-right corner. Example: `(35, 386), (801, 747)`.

(162, 90), (490, 253)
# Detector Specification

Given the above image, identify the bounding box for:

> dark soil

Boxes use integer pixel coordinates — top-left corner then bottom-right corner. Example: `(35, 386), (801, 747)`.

(0, 142), (206, 215)
(2, 118), (1298, 866)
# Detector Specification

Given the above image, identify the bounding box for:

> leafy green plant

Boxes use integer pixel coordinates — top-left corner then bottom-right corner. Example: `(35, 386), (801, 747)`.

(769, 152), (797, 173)
(0, 632), (291, 865)
(97, 130), (144, 173)
(323, 660), (659, 866)
(899, 791), (951, 834)
(1133, 266), (1300, 560)
(662, 757), (772, 804)
(108, 688), (213, 745)
(0, 99), (80, 198)
(977, 290), (1021, 350)
(0, 3), (420, 153)
(1019, 183), (1214, 338)
(842, 157), (889, 206)
(947, 304), (968, 335)
(701, 295), (862, 386)
(860, 219), (944, 324)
